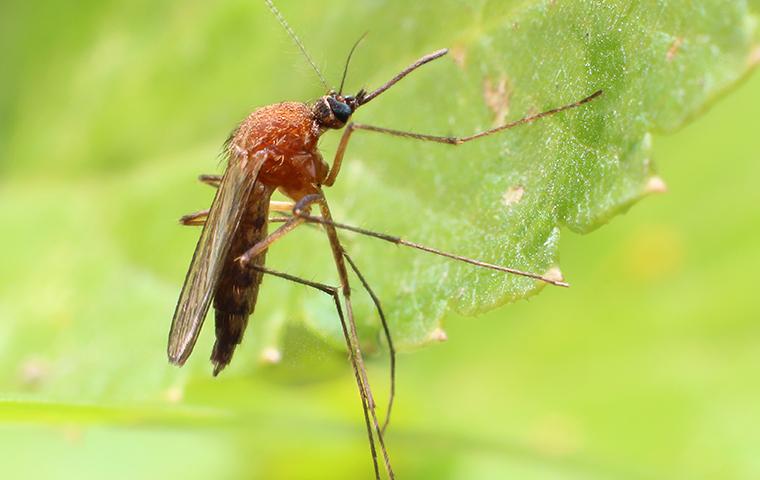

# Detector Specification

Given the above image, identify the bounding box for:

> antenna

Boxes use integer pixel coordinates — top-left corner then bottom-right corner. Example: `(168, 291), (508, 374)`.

(338, 32), (368, 95)
(264, 0), (331, 92)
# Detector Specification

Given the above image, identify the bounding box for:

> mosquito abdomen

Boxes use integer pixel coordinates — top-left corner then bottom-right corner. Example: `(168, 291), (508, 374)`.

(211, 181), (274, 375)
(211, 311), (249, 376)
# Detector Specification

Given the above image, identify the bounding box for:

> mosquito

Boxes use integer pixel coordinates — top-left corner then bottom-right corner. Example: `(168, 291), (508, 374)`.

(167, 1), (602, 478)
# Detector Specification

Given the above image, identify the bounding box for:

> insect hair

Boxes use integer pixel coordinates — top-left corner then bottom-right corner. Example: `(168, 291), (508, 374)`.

(264, 0), (331, 92)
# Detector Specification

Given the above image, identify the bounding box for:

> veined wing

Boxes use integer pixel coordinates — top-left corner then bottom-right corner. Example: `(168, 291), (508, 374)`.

(168, 151), (266, 365)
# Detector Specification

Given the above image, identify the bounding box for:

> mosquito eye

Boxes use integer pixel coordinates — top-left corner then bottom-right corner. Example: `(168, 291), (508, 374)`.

(327, 97), (352, 123)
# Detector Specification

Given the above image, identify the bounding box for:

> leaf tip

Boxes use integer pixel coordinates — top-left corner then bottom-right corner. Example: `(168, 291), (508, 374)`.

(543, 266), (566, 286)
(666, 37), (684, 62)
(428, 327), (448, 343)
(483, 74), (512, 126)
(644, 176), (668, 195)
(260, 346), (283, 364)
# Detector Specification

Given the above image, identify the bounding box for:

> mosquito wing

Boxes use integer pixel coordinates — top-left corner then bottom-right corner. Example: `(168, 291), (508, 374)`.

(167, 151), (266, 366)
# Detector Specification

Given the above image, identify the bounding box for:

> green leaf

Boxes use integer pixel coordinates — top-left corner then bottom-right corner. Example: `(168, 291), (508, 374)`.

(304, 0), (758, 349)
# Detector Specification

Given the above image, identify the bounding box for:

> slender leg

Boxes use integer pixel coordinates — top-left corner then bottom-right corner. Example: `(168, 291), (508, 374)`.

(269, 201), (296, 212)
(315, 191), (394, 479)
(198, 174), (222, 188)
(258, 255), (397, 439)
(251, 264), (381, 480)
(353, 89), (601, 144)
(270, 215), (568, 287)
(180, 201), (295, 227)
(235, 195), (321, 267)
(323, 123), (356, 186)
(237, 219), (304, 266)
(179, 209), (209, 226)
(343, 251), (396, 435)
(184, 200), (393, 474)
(196, 174), (297, 214)
(324, 90), (602, 186)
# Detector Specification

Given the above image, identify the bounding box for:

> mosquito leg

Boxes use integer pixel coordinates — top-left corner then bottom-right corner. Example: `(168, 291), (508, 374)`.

(268, 200), (295, 212)
(323, 90), (602, 186)
(315, 192), (394, 479)
(180, 201), (295, 228)
(255, 241), (395, 436)
(273, 214), (568, 288)
(322, 49), (453, 184)
(179, 209), (209, 226)
(251, 264), (381, 480)
(323, 122), (356, 186)
(355, 90), (602, 145)
(197, 175), (293, 214)
(343, 250), (396, 435)
(235, 194), (322, 267)
(331, 287), (383, 479)
(198, 174), (222, 188)
(195, 175), (294, 213)
(235, 218), (301, 268)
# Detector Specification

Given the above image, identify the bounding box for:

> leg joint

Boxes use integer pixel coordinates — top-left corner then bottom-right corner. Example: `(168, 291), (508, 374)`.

(293, 193), (323, 216)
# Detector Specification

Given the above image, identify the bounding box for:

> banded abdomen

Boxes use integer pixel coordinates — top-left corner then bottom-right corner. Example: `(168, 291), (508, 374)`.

(210, 181), (274, 375)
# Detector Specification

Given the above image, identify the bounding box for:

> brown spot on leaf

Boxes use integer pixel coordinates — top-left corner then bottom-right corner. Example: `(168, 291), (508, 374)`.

(483, 74), (512, 126)
(502, 185), (525, 207)
(450, 45), (467, 69)
(667, 37), (683, 62)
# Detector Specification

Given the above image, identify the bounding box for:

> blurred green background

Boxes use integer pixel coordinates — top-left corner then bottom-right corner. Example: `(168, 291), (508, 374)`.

(1, 0), (759, 479)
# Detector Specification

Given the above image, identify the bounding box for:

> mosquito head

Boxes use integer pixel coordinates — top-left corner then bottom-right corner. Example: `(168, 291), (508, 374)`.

(314, 90), (365, 130)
